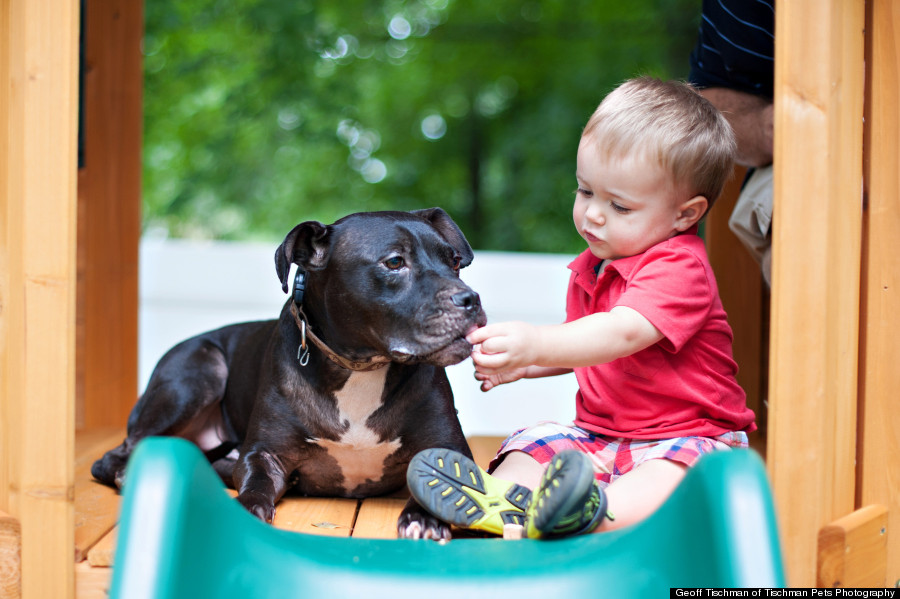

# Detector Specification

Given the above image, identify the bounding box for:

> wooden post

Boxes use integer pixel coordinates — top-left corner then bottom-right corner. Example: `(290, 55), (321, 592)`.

(859, 0), (900, 586)
(0, 0), (11, 523)
(705, 166), (767, 445)
(77, 0), (142, 430)
(0, 1), (79, 597)
(769, 0), (865, 586)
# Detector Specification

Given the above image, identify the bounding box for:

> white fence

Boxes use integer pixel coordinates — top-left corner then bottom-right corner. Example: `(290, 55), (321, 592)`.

(139, 239), (578, 437)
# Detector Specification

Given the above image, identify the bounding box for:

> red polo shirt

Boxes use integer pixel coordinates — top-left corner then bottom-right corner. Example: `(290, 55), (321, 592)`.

(566, 230), (756, 439)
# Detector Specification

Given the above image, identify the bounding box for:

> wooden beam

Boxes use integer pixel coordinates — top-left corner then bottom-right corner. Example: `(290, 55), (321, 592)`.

(817, 505), (888, 588)
(705, 166), (766, 444)
(769, 0), (865, 586)
(77, 0), (142, 430)
(859, 0), (900, 586)
(1, 1), (79, 597)
(0, 0), (12, 521)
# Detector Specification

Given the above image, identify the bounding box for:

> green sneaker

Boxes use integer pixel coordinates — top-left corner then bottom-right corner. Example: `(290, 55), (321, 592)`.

(406, 448), (532, 536)
(525, 450), (609, 539)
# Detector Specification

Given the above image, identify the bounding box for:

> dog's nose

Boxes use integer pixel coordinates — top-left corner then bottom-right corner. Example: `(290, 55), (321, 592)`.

(451, 290), (481, 311)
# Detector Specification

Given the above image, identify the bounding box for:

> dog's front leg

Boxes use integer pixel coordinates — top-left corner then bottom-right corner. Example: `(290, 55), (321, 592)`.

(233, 445), (290, 523)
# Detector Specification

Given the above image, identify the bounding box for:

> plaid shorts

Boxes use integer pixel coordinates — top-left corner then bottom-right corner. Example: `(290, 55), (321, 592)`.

(489, 421), (749, 488)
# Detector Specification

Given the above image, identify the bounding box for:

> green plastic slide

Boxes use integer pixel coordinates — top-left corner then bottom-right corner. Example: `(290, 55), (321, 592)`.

(110, 438), (785, 598)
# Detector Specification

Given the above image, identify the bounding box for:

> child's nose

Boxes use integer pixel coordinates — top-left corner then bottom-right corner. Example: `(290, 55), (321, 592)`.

(585, 202), (605, 224)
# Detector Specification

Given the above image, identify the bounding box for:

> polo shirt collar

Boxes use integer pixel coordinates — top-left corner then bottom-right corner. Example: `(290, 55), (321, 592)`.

(567, 225), (700, 292)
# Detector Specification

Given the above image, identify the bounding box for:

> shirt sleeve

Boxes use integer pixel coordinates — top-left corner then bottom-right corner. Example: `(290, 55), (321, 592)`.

(614, 246), (715, 354)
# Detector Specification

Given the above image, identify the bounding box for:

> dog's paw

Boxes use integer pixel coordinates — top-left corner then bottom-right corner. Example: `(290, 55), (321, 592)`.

(236, 491), (276, 523)
(396, 511), (452, 541)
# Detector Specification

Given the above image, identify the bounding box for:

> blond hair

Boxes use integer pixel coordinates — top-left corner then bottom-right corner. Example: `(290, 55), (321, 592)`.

(582, 77), (736, 209)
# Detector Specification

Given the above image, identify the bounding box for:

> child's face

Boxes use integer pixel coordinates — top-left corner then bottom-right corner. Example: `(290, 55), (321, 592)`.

(573, 136), (700, 261)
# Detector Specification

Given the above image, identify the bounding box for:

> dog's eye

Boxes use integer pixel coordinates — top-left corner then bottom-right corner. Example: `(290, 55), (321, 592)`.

(384, 256), (405, 270)
(451, 255), (462, 271)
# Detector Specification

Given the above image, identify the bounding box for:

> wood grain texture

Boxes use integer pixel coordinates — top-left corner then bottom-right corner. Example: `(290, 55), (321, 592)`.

(859, 0), (900, 586)
(77, 0), (142, 430)
(817, 505), (888, 588)
(705, 166), (766, 440)
(86, 527), (116, 568)
(74, 429), (124, 562)
(2, 1), (80, 597)
(353, 498), (407, 539)
(75, 562), (111, 599)
(0, 511), (21, 599)
(272, 497), (359, 537)
(769, 0), (865, 586)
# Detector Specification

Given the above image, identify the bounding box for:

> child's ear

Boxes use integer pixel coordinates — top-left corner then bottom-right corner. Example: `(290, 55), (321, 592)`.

(675, 195), (709, 231)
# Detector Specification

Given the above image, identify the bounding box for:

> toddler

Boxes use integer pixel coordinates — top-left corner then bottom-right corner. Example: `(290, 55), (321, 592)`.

(407, 77), (756, 539)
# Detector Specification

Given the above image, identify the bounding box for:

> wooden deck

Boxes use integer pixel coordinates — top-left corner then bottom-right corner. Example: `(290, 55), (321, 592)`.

(72, 430), (506, 599)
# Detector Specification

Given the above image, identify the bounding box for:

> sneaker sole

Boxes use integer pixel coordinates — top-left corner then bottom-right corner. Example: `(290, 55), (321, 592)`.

(526, 451), (599, 538)
(407, 448), (532, 536)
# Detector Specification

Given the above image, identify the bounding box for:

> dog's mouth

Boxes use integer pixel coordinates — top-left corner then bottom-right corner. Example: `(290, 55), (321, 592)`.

(389, 335), (473, 367)
(388, 322), (481, 367)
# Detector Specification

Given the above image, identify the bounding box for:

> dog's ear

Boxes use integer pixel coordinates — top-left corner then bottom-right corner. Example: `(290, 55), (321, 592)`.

(412, 207), (475, 268)
(274, 221), (331, 293)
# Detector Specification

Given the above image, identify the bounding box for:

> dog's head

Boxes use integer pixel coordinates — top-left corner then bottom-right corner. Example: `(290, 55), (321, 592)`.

(275, 208), (486, 367)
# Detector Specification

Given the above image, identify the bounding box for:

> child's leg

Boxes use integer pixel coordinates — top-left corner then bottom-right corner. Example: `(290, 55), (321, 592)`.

(490, 450), (545, 490)
(524, 433), (747, 538)
(594, 458), (686, 532)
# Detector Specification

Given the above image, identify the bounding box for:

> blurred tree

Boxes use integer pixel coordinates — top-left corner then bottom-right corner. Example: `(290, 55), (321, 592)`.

(143, 0), (699, 252)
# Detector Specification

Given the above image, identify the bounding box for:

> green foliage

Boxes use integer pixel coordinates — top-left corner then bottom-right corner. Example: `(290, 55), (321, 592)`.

(143, 0), (700, 252)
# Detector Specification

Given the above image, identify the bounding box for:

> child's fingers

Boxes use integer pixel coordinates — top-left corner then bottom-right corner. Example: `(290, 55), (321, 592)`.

(466, 323), (506, 345)
(471, 352), (509, 373)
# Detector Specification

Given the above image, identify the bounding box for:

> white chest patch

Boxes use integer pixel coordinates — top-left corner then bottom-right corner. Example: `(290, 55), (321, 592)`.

(312, 368), (402, 494)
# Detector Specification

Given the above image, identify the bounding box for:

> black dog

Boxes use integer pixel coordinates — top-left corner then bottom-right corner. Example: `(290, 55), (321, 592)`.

(92, 208), (486, 540)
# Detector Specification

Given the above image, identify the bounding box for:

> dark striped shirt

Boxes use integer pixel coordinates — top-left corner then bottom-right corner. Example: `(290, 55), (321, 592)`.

(689, 0), (774, 99)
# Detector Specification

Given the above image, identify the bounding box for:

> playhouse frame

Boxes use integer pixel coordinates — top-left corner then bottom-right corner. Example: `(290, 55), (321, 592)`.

(1, 0), (898, 595)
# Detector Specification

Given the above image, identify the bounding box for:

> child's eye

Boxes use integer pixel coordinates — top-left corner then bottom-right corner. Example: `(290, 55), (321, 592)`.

(610, 201), (631, 214)
(576, 187), (593, 198)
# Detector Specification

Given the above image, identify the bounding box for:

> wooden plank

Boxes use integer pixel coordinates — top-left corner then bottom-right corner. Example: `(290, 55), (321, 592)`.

(0, 511), (20, 599)
(86, 528), (116, 568)
(353, 498), (407, 539)
(73, 475), (120, 563)
(817, 505), (888, 588)
(272, 497), (358, 537)
(859, 0), (900, 586)
(0, 0), (10, 520)
(705, 166), (766, 443)
(74, 429), (124, 561)
(77, 0), (142, 430)
(769, 0), (866, 586)
(74, 562), (111, 599)
(3, 0), (80, 597)
(75, 428), (126, 470)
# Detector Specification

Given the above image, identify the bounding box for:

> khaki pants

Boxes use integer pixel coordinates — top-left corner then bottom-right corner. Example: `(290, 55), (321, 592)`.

(728, 165), (773, 286)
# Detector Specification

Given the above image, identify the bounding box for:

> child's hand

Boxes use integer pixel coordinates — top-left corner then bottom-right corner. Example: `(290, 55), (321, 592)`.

(467, 321), (540, 374)
(472, 365), (528, 392)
